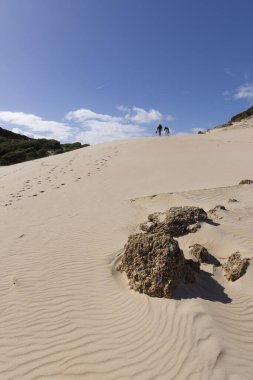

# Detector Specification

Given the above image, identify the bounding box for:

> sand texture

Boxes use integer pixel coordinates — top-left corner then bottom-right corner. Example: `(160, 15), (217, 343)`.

(1, 127), (253, 379)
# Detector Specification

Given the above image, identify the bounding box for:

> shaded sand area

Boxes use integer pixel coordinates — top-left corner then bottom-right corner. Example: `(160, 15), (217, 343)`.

(1, 127), (253, 379)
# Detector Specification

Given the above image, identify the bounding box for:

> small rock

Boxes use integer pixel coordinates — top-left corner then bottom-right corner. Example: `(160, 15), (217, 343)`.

(239, 179), (253, 185)
(228, 198), (238, 203)
(189, 244), (220, 266)
(189, 244), (209, 263)
(208, 205), (227, 219)
(222, 252), (249, 281)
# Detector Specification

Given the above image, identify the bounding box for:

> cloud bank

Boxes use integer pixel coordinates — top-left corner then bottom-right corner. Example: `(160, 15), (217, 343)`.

(0, 111), (72, 141)
(0, 106), (174, 144)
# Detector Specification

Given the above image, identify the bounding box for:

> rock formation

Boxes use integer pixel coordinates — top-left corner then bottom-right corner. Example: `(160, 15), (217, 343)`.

(140, 206), (208, 237)
(222, 252), (249, 281)
(117, 232), (199, 298)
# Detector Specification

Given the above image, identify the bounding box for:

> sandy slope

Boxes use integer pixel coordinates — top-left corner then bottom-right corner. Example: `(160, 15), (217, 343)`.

(1, 127), (253, 379)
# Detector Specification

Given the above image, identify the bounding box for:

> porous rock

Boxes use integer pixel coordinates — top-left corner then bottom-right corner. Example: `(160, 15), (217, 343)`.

(222, 252), (249, 281)
(140, 206), (208, 237)
(189, 244), (209, 263)
(189, 244), (220, 266)
(208, 205), (227, 219)
(117, 232), (199, 298)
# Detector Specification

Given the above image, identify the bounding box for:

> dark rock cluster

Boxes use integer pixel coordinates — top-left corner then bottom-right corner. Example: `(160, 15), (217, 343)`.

(140, 206), (208, 237)
(117, 206), (207, 298)
(239, 179), (253, 185)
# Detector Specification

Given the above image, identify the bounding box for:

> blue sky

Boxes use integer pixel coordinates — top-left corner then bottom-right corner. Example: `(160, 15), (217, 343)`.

(0, 0), (253, 143)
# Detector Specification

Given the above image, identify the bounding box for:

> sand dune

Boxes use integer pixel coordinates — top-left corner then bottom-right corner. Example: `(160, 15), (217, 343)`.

(1, 127), (253, 379)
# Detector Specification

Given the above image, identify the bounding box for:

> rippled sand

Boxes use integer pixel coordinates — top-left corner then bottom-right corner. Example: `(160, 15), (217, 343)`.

(1, 127), (253, 379)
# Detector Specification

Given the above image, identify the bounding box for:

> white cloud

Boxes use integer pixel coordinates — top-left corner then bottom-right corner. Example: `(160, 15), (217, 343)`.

(223, 83), (253, 102)
(11, 127), (24, 135)
(75, 120), (146, 144)
(11, 127), (35, 139)
(127, 106), (163, 124)
(0, 111), (72, 141)
(0, 105), (174, 144)
(233, 84), (253, 101)
(66, 106), (174, 144)
(66, 107), (148, 144)
(117, 105), (131, 113)
(66, 108), (121, 123)
(191, 128), (205, 134)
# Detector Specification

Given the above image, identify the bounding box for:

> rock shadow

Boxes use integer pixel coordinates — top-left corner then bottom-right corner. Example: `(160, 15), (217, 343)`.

(173, 271), (231, 304)
(205, 219), (220, 227)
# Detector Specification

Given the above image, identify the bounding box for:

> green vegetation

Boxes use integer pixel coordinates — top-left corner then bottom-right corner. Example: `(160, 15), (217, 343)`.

(230, 105), (253, 123)
(0, 127), (89, 166)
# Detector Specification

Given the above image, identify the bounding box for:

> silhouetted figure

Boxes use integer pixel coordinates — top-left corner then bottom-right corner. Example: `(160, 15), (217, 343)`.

(156, 124), (163, 136)
(164, 127), (170, 135)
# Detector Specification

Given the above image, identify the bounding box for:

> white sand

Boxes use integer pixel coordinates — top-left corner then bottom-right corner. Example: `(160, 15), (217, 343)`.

(1, 127), (253, 379)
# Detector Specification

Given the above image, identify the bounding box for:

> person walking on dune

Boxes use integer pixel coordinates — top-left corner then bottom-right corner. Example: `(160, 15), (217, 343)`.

(156, 124), (163, 136)
(164, 126), (170, 136)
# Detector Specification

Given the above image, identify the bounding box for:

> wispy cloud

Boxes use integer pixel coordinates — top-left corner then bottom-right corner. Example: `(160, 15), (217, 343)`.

(0, 106), (174, 144)
(222, 90), (231, 99)
(233, 84), (253, 101)
(224, 67), (236, 77)
(117, 105), (131, 113)
(96, 82), (110, 90)
(191, 127), (205, 134)
(66, 108), (121, 123)
(222, 83), (253, 102)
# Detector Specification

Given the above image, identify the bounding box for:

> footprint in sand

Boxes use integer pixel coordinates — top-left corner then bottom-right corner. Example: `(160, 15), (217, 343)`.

(12, 277), (18, 286)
